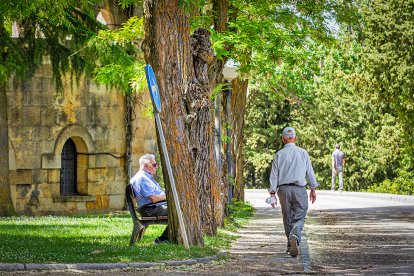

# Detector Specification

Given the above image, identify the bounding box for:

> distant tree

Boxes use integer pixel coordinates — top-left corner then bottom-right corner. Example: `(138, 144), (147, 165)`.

(361, 0), (414, 193)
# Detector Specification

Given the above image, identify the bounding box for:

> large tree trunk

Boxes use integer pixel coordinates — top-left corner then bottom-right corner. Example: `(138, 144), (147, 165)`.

(143, 0), (207, 245)
(230, 78), (248, 202)
(189, 28), (223, 234)
(0, 84), (15, 216)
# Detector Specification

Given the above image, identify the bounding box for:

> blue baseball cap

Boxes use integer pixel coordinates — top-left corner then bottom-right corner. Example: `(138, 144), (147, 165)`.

(282, 127), (296, 138)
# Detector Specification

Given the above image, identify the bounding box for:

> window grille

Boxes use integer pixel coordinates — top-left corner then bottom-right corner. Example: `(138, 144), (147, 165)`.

(60, 139), (77, 195)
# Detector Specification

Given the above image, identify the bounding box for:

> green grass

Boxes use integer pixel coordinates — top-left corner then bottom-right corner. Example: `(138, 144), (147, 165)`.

(0, 202), (254, 264)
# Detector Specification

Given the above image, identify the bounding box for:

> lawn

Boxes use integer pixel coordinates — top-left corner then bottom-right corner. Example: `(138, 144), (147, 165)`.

(0, 202), (253, 264)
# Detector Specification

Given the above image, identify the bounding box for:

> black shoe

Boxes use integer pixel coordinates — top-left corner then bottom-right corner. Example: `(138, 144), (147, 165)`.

(154, 237), (169, 244)
(286, 241), (290, 254)
(289, 237), (298, 257)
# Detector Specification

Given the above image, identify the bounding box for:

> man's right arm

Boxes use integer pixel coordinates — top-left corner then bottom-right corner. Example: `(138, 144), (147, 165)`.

(147, 194), (166, 203)
(269, 155), (279, 193)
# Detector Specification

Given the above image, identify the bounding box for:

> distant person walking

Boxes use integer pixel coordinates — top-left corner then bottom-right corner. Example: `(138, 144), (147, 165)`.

(331, 144), (345, 192)
(269, 127), (318, 257)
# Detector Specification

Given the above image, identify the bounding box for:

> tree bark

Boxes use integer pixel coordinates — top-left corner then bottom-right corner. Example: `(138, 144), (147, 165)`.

(0, 84), (15, 216)
(230, 78), (248, 202)
(189, 28), (223, 234)
(142, 0), (204, 246)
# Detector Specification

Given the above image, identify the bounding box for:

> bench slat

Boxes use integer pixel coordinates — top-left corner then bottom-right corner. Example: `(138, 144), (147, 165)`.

(140, 216), (168, 221)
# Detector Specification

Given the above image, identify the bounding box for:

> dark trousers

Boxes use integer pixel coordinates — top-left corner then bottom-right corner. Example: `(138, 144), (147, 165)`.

(139, 202), (169, 241)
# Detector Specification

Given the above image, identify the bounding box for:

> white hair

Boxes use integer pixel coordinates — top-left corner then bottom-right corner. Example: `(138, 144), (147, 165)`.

(139, 153), (156, 169)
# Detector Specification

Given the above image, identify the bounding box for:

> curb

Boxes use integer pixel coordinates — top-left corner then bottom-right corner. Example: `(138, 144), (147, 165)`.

(0, 254), (225, 272)
(317, 190), (414, 204)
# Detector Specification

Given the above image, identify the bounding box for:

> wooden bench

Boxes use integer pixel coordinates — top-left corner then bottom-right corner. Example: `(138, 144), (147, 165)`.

(125, 184), (168, 245)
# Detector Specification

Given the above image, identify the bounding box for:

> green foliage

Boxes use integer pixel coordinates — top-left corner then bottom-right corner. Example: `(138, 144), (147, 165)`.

(362, 0), (414, 193)
(244, 29), (409, 193)
(0, 1), (103, 88)
(244, 90), (292, 188)
(362, 0), (414, 159)
(295, 39), (404, 191)
(224, 200), (254, 232)
(85, 16), (146, 94)
(209, 0), (358, 82)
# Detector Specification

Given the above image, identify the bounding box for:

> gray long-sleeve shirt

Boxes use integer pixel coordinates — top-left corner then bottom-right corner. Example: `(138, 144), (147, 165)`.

(269, 143), (318, 191)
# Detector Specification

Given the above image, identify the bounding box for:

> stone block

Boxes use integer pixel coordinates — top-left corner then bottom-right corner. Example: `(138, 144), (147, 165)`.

(41, 107), (67, 127)
(86, 195), (109, 210)
(143, 139), (157, 153)
(33, 169), (48, 184)
(77, 202), (86, 211)
(107, 155), (123, 167)
(18, 79), (32, 93)
(7, 91), (23, 106)
(108, 139), (125, 153)
(39, 141), (54, 153)
(88, 155), (96, 168)
(88, 168), (114, 182)
(15, 199), (28, 214)
(48, 169), (60, 183)
(114, 167), (126, 181)
(66, 201), (77, 213)
(0, 263), (25, 270)
(132, 138), (146, 154)
(89, 183), (106, 196)
(107, 125), (125, 140)
(8, 126), (32, 141)
(106, 181), (125, 195)
(16, 184), (33, 199)
(51, 202), (66, 212)
(94, 155), (108, 168)
(9, 170), (18, 185)
(38, 197), (53, 210)
(16, 152), (39, 169)
(41, 154), (61, 169)
(13, 170), (33, 185)
(40, 127), (60, 143)
(50, 183), (60, 196)
(38, 183), (52, 198)
(20, 107), (41, 126)
(109, 194), (125, 209)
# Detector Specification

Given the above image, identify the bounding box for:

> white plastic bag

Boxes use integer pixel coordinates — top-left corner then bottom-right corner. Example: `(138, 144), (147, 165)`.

(265, 196), (276, 205)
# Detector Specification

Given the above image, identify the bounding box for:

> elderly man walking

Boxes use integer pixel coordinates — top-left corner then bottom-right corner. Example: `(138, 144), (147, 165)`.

(269, 127), (318, 257)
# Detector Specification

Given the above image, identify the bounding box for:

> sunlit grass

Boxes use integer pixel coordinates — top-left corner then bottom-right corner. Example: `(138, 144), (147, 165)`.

(0, 202), (253, 264)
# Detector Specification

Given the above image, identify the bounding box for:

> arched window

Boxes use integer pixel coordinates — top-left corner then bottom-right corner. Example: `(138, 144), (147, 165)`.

(60, 139), (77, 195)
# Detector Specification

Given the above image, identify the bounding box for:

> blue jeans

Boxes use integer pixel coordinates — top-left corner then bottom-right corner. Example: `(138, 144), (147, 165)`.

(277, 185), (308, 243)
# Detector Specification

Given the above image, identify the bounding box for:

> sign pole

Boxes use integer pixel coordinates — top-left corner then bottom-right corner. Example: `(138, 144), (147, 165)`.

(154, 112), (190, 249)
(144, 64), (189, 249)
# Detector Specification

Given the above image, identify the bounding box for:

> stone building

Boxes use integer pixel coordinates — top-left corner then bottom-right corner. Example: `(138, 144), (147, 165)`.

(7, 60), (157, 215)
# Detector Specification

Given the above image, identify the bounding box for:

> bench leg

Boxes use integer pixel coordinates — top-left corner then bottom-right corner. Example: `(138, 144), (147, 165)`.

(130, 223), (145, 246)
(138, 226), (146, 242)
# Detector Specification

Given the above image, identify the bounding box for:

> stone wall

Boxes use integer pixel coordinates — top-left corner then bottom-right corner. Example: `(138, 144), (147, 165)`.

(7, 61), (157, 215)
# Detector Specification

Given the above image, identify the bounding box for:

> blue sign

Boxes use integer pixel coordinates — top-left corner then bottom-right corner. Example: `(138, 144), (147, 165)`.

(144, 64), (162, 113)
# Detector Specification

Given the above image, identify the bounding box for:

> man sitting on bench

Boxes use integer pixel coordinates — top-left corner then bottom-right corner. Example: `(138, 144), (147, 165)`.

(130, 153), (169, 244)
